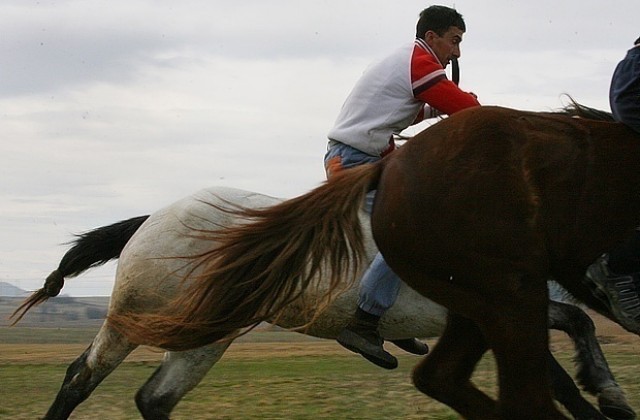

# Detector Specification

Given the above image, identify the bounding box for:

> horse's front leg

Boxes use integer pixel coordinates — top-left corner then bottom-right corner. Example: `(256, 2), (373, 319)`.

(479, 276), (568, 420)
(413, 312), (498, 420)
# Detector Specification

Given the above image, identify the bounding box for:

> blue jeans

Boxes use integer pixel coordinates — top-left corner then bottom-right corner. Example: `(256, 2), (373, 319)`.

(324, 141), (402, 317)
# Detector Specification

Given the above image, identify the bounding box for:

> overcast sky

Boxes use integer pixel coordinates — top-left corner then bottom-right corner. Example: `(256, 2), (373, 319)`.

(2, 0), (639, 296)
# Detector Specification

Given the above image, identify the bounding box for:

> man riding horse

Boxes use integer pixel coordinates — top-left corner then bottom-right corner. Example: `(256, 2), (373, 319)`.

(325, 4), (479, 370)
(328, 6), (640, 370)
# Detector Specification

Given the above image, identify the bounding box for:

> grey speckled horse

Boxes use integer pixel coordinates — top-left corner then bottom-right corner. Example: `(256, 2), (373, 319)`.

(13, 186), (635, 420)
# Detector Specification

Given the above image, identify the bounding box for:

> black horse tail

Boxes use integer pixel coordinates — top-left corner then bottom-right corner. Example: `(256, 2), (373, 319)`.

(10, 215), (149, 324)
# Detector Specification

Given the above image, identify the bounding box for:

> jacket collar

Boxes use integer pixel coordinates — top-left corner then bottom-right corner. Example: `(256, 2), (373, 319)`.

(415, 38), (443, 67)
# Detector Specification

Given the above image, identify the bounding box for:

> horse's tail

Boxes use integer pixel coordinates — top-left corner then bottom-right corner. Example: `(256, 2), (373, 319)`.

(10, 215), (149, 324)
(108, 162), (383, 351)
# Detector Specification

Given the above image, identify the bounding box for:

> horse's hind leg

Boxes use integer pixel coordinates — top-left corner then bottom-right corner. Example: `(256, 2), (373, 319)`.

(44, 322), (137, 420)
(548, 351), (607, 420)
(413, 313), (498, 420)
(135, 341), (232, 420)
(548, 300), (636, 420)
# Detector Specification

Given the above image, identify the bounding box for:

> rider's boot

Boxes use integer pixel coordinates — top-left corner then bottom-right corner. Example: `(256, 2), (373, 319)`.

(337, 308), (430, 368)
(585, 254), (640, 334)
(337, 308), (398, 369)
(390, 338), (429, 355)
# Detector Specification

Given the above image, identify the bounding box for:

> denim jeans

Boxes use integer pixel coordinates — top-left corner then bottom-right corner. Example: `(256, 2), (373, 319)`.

(324, 141), (402, 316)
(324, 141), (378, 212)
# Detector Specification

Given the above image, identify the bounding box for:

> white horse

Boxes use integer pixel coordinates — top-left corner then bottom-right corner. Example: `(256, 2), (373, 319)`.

(13, 186), (635, 420)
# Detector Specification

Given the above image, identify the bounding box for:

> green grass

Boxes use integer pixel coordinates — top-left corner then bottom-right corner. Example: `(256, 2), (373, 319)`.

(1, 326), (639, 419)
(0, 356), (467, 419)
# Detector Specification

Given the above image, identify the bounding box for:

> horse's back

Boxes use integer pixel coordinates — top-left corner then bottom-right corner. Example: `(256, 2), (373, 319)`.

(110, 187), (282, 314)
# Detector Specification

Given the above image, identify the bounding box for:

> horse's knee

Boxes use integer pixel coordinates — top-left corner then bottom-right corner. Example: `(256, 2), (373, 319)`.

(135, 345), (227, 419)
(412, 357), (455, 400)
(135, 386), (175, 420)
(135, 364), (183, 420)
(412, 358), (435, 395)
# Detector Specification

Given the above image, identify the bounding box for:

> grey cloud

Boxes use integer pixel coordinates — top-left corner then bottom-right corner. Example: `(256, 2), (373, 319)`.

(0, 0), (418, 98)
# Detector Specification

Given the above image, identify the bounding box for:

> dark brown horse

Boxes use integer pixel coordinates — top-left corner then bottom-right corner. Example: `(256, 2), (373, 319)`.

(111, 106), (640, 419)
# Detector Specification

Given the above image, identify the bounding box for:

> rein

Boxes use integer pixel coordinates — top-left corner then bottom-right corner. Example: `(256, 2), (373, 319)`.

(451, 57), (460, 85)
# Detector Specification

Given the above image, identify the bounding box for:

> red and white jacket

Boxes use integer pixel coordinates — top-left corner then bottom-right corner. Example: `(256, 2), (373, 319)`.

(328, 38), (480, 156)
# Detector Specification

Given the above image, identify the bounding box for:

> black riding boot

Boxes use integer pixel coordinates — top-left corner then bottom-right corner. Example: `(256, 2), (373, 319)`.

(390, 338), (429, 355)
(337, 308), (398, 369)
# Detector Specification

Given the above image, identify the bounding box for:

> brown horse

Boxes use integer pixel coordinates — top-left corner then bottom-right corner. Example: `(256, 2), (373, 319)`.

(110, 106), (640, 419)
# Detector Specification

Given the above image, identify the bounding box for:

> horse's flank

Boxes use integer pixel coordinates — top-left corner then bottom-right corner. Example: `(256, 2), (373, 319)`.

(108, 163), (383, 350)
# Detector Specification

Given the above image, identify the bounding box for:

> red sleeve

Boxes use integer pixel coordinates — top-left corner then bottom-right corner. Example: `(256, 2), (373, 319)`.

(416, 79), (480, 115)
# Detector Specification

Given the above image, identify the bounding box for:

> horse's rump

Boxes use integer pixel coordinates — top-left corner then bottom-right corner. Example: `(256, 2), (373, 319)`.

(108, 163), (382, 350)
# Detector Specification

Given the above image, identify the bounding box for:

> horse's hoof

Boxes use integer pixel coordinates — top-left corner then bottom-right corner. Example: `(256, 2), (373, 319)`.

(598, 387), (636, 420)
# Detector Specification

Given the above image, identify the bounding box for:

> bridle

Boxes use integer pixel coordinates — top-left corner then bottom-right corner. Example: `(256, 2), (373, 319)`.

(451, 57), (460, 86)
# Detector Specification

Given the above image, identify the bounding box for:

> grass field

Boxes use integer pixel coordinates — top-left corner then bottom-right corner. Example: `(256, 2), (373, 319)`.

(1, 313), (639, 419)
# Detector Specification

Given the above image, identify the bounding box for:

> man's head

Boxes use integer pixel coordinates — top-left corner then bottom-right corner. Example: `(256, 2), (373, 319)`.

(635, 36), (640, 46)
(416, 5), (466, 68)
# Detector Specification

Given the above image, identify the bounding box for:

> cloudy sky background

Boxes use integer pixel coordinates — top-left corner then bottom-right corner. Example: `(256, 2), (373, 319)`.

(2, 0), (639, 296)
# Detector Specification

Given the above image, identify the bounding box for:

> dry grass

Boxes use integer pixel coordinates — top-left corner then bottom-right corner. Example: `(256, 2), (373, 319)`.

(1, 310), (638, 419)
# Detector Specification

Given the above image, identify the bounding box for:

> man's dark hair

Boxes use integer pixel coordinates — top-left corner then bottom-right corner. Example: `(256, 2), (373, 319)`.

(635, 36), (640, 46)
(416, 5), (466, 38)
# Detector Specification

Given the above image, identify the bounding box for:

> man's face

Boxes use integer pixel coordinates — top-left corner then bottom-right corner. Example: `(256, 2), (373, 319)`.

(425, 26), (464, 68)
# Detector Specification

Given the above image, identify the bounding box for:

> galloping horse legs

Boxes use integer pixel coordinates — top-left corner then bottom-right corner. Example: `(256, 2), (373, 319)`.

(412, 312), (497, 419)
(43, 322), (137, 420)
(135, 342), (232, 420)
(413, 312), (597, 419)
(548, 300), (635, 420)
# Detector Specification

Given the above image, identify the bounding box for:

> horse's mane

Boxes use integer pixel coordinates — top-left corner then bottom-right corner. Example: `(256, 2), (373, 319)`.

(557, 98), (615, 122)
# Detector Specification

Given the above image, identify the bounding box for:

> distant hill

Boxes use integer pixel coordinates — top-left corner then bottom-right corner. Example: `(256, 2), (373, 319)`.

(0, 282), (29, 297)
(0, 282), (110, 327)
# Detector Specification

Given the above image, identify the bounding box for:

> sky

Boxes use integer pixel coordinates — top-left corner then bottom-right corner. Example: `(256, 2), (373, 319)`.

(1, 0), (639, 296)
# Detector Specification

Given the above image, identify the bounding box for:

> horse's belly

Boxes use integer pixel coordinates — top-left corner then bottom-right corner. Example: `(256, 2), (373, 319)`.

(274, 284), (448, 340)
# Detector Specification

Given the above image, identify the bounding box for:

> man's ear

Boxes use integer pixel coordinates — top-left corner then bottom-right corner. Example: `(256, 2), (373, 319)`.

(423, 30), (437, 46)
